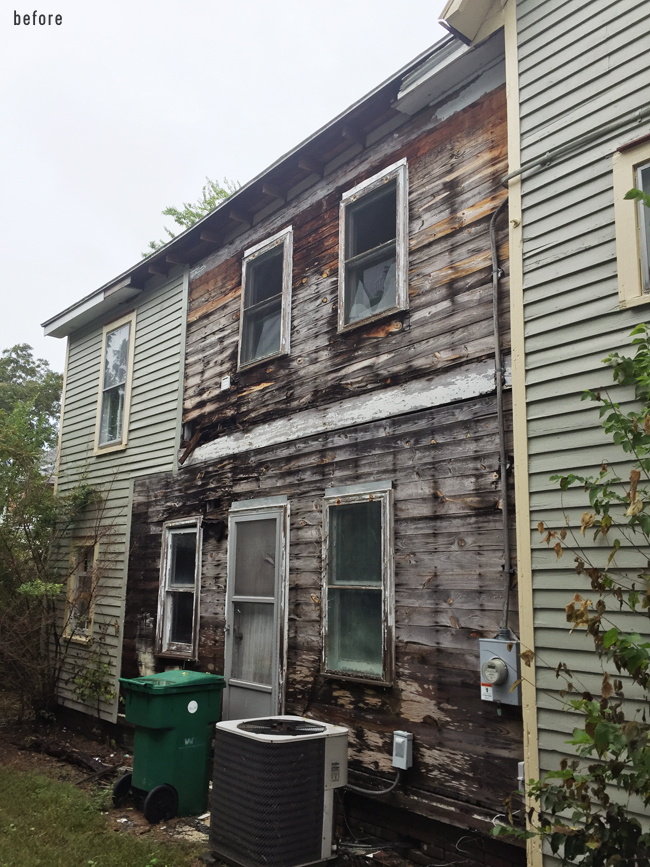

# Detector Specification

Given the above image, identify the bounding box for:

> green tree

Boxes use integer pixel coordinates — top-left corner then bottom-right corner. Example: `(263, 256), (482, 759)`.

(144, 176), (240, 255)
(0, 346), (103, 715)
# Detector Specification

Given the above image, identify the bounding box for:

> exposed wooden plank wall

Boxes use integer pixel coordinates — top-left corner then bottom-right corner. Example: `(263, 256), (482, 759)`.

(54, 270), (186, 721)
(515, 0), (650, 845)
(126, 394), (520, 818)
(182, 87), (510, 443)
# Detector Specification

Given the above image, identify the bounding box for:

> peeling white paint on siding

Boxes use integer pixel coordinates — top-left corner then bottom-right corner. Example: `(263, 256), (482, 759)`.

(188, 357), (510, 466)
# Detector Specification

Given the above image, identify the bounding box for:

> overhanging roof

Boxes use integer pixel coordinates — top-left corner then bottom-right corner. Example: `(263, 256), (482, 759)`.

(42, 22), (500, 340)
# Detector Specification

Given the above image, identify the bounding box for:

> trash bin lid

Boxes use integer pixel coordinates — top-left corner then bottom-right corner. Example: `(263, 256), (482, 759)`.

(119, 670), (225, 693)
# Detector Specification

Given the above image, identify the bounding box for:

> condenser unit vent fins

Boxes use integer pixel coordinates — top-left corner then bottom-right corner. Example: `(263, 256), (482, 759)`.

(210, 727), (325, 867)
(237, 718), (326, 736)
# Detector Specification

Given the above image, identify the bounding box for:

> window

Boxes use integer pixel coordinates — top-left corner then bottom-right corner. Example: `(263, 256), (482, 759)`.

(338, 160), (408, 331)
(94, 312), (136, 453)
(238, 227), (293, 369)
(322, 481), (394, 684)
(157, 518), (202, 658)
(613, 138), (650, 307)
(66, 544), (97, 640)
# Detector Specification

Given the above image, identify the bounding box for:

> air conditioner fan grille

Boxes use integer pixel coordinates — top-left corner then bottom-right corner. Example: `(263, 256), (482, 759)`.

(237, 718), (326, 736)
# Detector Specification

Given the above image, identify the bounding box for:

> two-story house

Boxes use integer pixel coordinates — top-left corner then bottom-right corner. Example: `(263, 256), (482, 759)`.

(46, 26), (527, 867)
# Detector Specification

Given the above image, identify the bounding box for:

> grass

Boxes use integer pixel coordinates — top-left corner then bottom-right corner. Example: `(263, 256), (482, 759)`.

(0, 767), (204, 867)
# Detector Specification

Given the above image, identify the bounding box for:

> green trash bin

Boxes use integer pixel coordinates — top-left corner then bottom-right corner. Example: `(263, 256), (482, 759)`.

(117, 670), (225, 823)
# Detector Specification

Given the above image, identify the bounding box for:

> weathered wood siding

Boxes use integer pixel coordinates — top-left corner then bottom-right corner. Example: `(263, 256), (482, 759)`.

(122, 79), (524, 841)
(127, 396), (520, 819)
(183, 86), (510, 447)
(515, 0), (650, 841)
(54, 268), (187, 721)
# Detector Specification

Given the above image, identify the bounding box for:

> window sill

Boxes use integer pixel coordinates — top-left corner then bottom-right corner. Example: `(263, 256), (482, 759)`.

(237, 349), (287, 373)
(322, 669), (392, 688)
(619, 293), (650, 309)
(93, 441), (128, 456)
(337, 305), (406, 335)
(65, 633), (93, 645)
(155, 649), (196, 661)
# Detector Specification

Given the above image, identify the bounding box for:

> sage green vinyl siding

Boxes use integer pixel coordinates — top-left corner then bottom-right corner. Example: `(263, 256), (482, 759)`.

(515, 0), (650, 851)
(54, 269), (187, 721)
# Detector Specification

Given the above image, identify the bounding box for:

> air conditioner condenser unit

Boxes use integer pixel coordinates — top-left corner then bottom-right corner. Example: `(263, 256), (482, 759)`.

(210, 715), (348, 867)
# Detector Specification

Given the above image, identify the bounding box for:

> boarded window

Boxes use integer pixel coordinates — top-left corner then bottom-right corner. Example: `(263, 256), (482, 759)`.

(338, 161), (408, 331)
(239, 228), (293, 368)
(323, 484), (394, 683)
(157, 520), (201, 658)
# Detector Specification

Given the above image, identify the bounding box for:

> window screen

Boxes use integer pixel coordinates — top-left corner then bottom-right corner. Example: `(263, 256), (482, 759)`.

(638, 162), (650, 293)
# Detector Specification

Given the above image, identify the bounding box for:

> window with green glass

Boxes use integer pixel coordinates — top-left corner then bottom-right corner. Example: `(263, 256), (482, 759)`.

(323, 486), (393, 683)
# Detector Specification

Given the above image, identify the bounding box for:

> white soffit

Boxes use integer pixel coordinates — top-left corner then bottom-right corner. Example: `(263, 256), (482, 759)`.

(396, 28), (505, 117)
(42, 279), (143, 338)
(439, 0), (505, 45)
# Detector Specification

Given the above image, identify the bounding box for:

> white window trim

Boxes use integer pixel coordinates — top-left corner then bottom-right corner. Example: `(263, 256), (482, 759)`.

(223, 498), (289, 719)
(238, 226), (293, 370)
(338, 159), (409, 333)
(613, 140), (650, 308)
(65, 541), (98, 643)
(321, 481), (395, 686)
(156, 517), (203, 660)
(93, 311), (136, 454)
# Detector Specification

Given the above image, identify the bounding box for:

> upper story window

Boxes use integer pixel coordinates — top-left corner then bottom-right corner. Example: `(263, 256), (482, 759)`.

(238, 227), (293, 369)
(637, 161), (650, 293)
(322, 481), (394, 685)
(157, 518), (202, 659)
(94, 312), (136, 453)
(338, 159), (408, 332)
(613, 138), (650, 307)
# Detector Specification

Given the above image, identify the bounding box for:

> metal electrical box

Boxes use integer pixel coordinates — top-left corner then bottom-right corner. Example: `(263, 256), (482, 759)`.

(479, 635), (521, 706)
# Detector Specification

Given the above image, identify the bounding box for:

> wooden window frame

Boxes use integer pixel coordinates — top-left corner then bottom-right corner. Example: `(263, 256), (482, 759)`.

(93, 311), (136, 455)
(338, 159), (409, 333)
(238, 226), (293, 370)
(65, 542), (98, 643)
(613, 140), (650, 308)
(321, 481), (395, 686)
(156, 517), (203, 661)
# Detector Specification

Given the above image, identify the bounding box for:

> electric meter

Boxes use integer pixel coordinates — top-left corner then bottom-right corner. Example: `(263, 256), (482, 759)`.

(481, 657), (508, 685)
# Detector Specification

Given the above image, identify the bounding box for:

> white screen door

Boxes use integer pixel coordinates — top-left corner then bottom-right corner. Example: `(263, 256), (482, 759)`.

(223, 499), (287, 719)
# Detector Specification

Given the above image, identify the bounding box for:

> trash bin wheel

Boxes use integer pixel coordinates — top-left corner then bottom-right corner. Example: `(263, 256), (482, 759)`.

(112, 772), (133, 807)
(143, 784), (178, 824)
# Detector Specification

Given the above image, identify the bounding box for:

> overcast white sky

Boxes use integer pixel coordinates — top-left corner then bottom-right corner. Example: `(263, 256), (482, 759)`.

(1, 1), (447, 372)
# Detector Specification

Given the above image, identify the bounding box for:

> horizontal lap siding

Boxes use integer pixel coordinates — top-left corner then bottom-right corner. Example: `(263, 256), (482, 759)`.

(55, 272), (186, 721)
(516, 0), (650, 847)
(126, 395), (520, 817)
(182, 87), (509, 442)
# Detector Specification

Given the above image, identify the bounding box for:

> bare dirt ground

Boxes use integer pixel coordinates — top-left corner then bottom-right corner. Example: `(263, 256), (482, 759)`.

(0, 688), (210, 860)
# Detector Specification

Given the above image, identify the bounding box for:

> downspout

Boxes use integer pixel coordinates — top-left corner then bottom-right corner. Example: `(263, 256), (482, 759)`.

(489, 194), (514, 638)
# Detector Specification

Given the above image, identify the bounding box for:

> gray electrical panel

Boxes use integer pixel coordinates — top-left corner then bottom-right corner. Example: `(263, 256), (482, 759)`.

(479, 635), (521, 706)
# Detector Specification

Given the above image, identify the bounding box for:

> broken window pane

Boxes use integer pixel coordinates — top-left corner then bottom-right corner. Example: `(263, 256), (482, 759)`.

(170, 532), (196, 586)
(241, 246), (284, 366)
(347, 185), (396, 258)
(231, 601), (274, 685)
(99, 322), (131, 445)
(234, 518), (277, 597)
(342, 183), (397, 327)
(327, 588), (382, 677)
(170, 592), (194, 645)
(329, 500), (382, 586)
